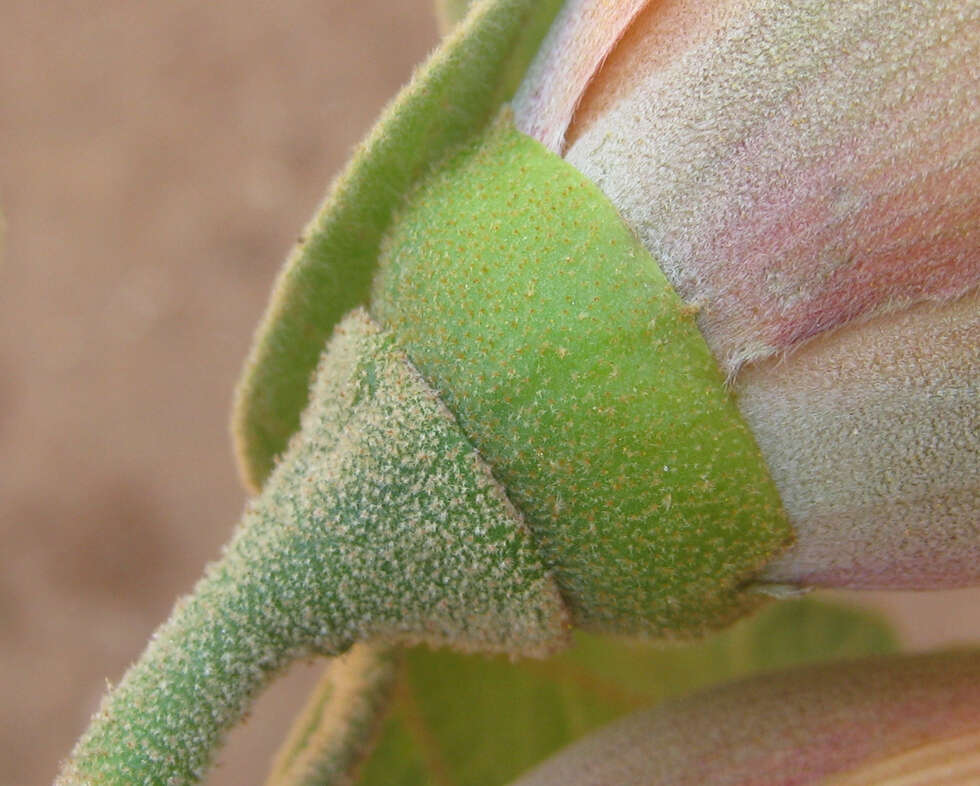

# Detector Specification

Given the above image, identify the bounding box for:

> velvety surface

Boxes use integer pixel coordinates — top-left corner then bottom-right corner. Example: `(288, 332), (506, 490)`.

(1, 2), (977, 785)
(513, 0), (978, 591)
(520, 0), (978, 370)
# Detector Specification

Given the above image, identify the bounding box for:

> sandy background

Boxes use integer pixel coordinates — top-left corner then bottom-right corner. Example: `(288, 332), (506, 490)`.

(0, 2), (976, 784)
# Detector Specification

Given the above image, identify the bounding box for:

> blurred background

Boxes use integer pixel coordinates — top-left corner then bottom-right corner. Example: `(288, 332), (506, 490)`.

(0, 1), (976, 784)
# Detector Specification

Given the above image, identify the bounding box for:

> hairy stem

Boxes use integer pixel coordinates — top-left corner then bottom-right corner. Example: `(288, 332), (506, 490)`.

(57, 310), (567, 786)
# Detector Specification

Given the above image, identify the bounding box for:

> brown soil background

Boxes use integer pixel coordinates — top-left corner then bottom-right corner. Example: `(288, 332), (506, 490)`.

(1, 2), (976, 784)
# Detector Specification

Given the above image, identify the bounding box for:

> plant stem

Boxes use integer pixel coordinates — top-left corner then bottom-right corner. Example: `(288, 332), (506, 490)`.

(57, 310), (568, 786)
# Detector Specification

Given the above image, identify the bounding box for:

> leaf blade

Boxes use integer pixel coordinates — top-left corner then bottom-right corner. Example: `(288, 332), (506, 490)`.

(285, 598), (896, 786)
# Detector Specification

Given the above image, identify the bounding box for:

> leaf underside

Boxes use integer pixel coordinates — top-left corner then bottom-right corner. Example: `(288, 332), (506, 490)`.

(361, 599), (898, 786)
(273, 598), (897, 786)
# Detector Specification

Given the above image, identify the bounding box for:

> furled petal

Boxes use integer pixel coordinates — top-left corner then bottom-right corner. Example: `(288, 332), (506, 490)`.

(513, 0), (649, 152)
(520, 0), (979, 370)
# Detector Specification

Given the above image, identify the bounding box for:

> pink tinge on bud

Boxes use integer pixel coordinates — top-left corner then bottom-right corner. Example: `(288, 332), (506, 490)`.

(515, 0), (979, 590)
(512, 652), (980, 786)
(512, 0), (649, 153)
(516, 0), (978, 370)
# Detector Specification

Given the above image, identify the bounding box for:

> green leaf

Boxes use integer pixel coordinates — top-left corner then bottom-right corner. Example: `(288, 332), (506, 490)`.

(277, 597), (897, 785)
(367, 598), (896, 786)
(232, 0), (565, 492)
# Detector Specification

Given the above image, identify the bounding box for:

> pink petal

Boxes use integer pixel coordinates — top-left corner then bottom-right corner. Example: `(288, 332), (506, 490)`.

(512, 0), (650, 153)
(547, 0), (979, 371)
(513, 652), (980, 786)
(739, 292), (979, 589)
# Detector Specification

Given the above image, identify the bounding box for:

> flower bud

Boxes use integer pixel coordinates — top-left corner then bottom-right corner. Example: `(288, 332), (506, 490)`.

(514, 0), (979, 589)
(57, 3), (978, 783)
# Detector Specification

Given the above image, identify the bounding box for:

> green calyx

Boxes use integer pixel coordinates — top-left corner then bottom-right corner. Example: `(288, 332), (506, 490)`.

(233, 0), (564, 492)
(231, 0), (792, 645)
(373, 113), (792, 636)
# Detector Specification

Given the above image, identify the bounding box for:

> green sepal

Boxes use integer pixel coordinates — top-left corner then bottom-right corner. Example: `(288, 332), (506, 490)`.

(373, 113), (793, 636)
(233, 0), (565, 492)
